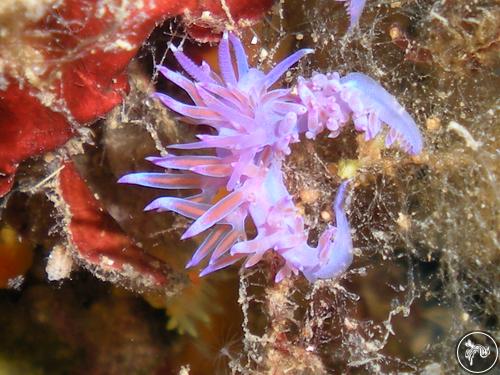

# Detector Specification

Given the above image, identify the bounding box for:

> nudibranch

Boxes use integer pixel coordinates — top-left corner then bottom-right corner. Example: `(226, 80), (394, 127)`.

(119, 33), (422, 282)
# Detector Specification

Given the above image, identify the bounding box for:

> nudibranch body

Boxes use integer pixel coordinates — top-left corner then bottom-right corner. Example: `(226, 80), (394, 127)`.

(119, 33), (422, 282)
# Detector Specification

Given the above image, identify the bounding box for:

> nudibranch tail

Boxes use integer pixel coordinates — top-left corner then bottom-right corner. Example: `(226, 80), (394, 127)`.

(303, 180), (353, 282)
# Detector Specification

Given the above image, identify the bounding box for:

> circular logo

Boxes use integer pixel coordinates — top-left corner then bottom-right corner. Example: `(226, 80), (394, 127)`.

(456, 331), (498, 374)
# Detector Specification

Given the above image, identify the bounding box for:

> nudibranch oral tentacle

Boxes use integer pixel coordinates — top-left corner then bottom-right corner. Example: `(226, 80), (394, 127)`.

(119, 32), (423, 282)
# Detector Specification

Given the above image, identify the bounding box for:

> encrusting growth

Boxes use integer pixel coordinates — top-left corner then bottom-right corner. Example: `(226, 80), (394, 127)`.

(119, 32), (422, 282)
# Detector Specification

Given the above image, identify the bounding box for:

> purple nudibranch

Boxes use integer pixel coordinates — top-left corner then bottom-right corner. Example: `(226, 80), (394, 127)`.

(119, 32), (422, 282)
